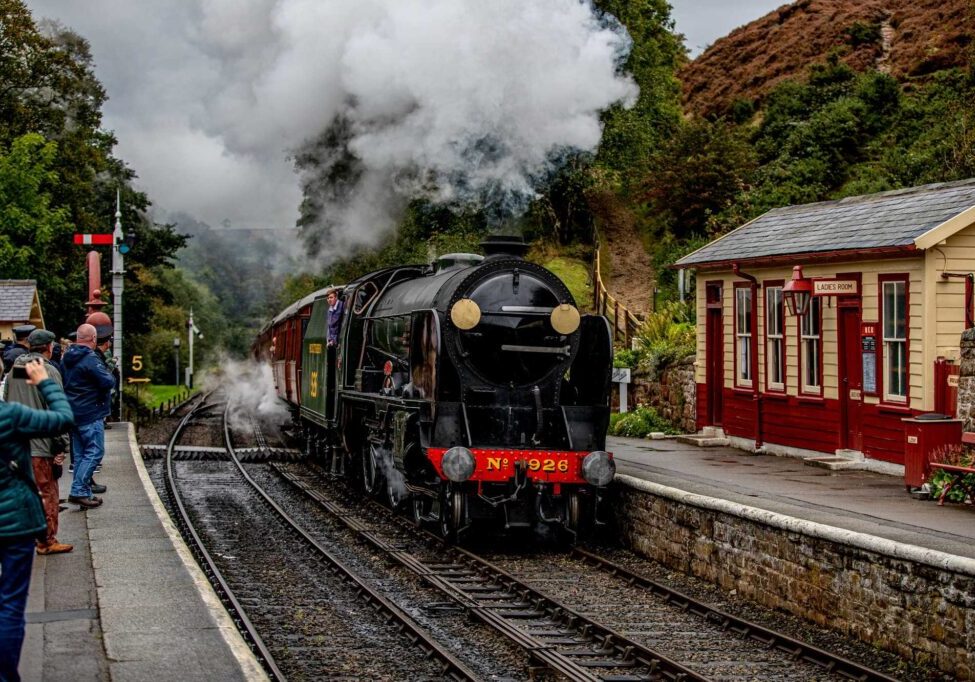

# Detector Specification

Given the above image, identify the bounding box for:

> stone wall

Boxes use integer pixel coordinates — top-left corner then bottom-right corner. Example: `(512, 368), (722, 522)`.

(627, 356), (696, 433)
(957, 328), (975, 431)
(615, 476), (975, 679)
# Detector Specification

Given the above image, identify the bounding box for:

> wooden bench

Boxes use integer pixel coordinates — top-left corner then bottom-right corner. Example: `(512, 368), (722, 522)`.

(928, 432), (975, 506)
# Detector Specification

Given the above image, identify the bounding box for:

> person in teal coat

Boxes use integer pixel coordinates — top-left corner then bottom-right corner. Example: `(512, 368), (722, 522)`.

(0, 358), (74, 681)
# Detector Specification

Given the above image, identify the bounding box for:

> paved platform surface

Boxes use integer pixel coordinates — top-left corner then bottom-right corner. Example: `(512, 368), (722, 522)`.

(610, 435), (975, 561)
(22, 423), (264, 681)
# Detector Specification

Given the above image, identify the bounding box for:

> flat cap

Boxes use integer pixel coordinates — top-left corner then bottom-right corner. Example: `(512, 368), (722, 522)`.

(67, 332), (78, 342)
(27, 329), (57, 346)
(95, 324), (114, 341)
(12, 324), (36, 338)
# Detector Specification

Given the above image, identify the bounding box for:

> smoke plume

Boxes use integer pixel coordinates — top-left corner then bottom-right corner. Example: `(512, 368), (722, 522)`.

(28, 0), (637, 260)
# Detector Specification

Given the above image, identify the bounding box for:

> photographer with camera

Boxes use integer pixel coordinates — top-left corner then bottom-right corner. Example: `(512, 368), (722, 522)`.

(2, 330), (73, 555)
(0, 355), (74, 680)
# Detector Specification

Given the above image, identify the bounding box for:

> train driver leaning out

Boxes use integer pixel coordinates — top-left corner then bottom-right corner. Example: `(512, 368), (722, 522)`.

(326, 290), (344, 347)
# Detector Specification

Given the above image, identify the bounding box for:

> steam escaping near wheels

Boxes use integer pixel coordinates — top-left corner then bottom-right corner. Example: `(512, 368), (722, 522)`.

(204, 358), (290, 432)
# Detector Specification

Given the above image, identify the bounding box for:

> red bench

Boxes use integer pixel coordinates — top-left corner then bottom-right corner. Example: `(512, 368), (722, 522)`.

(928, 432), (975, 506)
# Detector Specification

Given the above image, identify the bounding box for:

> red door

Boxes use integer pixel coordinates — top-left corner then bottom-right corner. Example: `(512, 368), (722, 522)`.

(705, 283), (723, 426)
(838, 306), (863, 451)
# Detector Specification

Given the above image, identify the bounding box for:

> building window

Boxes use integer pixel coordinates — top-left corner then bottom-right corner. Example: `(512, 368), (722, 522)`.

(883, 279), (908, 402)
(765, 286), (785, 391)
(736, 286), (752, 386)
(800, 297), (821, 393)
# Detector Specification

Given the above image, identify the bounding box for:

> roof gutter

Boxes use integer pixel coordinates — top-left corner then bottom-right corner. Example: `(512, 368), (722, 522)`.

(732, 263), (762, 450)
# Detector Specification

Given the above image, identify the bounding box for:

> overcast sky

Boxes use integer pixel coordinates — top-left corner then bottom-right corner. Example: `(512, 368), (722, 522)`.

(23, 0), (787, 235)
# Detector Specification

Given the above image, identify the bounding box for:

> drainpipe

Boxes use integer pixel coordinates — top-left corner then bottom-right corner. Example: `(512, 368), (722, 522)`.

(733, 263), (763, 449)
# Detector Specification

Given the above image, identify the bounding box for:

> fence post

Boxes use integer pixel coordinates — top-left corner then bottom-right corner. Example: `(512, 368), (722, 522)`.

(614, 300), (620, 342)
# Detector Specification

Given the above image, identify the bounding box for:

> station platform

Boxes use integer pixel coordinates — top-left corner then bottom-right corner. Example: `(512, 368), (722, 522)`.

(21, 423), (264, 682)
(609, 435), (975, 562)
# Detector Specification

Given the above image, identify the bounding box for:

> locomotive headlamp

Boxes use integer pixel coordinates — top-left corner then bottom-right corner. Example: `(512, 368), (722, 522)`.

(581, 451), (615, 487)
(441, 446), (476, 482)
(550, 304), (580, 335)
(450, 299), (481, 330)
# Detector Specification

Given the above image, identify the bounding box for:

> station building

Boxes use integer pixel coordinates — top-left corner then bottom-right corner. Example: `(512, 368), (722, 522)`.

(675, 179), (975, 465)
(0, 279), (44, 340)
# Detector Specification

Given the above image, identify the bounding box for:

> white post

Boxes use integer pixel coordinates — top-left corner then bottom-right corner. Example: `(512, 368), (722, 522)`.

(612, 367), (632, 413)
(187, 308), (194, 389)
(678, 268), (686, 303)
(111, 190), (124, 417)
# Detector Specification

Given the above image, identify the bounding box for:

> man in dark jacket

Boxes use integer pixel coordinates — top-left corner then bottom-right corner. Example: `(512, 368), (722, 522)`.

(0, 358), (74, 680)
(3, 330), (73, 555)
(62, 324), (114, 509)
(1, 326), (35, 376)
(326, 289), (344, 346)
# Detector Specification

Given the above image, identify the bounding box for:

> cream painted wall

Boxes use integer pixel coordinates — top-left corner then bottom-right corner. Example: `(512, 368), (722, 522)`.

(694, 256), (926, 410)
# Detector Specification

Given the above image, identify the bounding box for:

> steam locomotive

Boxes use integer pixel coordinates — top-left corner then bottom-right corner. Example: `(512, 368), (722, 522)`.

(254, 236), (615, 539)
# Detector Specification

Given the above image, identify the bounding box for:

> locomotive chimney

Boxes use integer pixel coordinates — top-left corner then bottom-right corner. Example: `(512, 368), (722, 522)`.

(480, 235), (528, 259)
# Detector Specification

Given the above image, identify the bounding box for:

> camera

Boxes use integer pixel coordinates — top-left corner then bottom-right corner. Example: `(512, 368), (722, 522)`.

(11, 365), (27, 379)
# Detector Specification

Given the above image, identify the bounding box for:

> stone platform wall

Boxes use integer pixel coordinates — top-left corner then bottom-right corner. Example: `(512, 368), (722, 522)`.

(615, 476), (975, 679)
(625, 356), (696, 433)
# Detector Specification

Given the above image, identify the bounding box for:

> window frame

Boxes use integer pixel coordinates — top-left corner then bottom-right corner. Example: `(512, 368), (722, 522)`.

(763, 281), (786, 393)
(798, 295), (823, 396)
(879, 274), (909, 404)
(734, 283), (753, 389)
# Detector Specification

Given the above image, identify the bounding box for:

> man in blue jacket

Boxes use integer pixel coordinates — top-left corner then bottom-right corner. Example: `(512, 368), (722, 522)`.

(0, 358), (74, 680)
(62, 324), (115, 509)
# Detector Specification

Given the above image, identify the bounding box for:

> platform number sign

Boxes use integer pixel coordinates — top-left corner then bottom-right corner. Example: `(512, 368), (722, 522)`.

(128, 355), (148, 384)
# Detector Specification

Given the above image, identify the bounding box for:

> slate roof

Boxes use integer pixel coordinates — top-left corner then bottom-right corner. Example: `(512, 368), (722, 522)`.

(675, 178), (975, 267)
(0, 280), (39, 322)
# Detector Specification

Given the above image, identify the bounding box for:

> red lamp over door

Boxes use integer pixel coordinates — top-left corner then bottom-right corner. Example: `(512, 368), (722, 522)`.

(783, 265), (813, 316)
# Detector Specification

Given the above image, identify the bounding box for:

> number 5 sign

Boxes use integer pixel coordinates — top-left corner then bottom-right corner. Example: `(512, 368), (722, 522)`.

(131, 355), (144, 372)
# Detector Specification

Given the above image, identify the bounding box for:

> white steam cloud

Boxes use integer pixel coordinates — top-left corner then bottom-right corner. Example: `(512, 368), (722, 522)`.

(27, 0), (637, 260)
(206, 358), (289, 431)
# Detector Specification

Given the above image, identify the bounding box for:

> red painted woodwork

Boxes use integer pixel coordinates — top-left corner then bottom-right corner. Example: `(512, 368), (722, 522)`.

(705, 282), (723, 426)
(701, 384), (916, 464)
(933, 359), (960, 417)
(838, 306), (864, 451)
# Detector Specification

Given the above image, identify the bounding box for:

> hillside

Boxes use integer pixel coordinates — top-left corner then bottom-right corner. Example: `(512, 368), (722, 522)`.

(681, 0), (974, 118)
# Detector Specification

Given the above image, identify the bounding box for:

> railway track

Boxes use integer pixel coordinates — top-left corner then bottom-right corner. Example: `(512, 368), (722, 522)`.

(274, 462), (901, 682)
(161, 393), (478, 681)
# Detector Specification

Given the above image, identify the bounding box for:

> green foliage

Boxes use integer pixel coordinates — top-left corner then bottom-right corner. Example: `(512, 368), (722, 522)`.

(609, 405), (675, 437)
(541, 257), (592, 312)
(0, 3), (186, 339)
(592, 0), (684, 187)
(844, 21), (882, 47)
(928, 445), (975, 504)
(613, 348), (638, 369)
(633, 301), (695, 376)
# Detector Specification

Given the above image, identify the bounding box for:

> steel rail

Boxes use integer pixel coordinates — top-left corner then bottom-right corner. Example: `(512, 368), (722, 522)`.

(275, 465), (704, 682)
(164, 393), (286, 681)
(571, 547), (900, 682)
(223, 405), (479, 682)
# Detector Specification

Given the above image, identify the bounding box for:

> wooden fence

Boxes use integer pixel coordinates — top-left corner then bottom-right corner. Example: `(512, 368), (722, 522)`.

(591, 237), (643, 348)
(133, 389), (193, 426)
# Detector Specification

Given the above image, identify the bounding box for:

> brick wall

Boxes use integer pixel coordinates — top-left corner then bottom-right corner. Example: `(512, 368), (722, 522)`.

(615, 476), (975, 679)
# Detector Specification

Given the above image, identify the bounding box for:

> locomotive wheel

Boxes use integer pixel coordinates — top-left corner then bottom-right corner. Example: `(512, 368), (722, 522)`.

(567, 492), (582, 533)
(439, 487), (466, 541)
(362, 444), (382, 495)
(412, 493), (433, 527)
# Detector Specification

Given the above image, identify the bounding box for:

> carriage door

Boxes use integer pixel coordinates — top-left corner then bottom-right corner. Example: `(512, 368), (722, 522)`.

(837, 276), (863, 451)
(705, 282), (724, 426)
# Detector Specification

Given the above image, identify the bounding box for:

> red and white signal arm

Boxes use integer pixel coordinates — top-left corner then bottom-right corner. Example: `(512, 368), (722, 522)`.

(73, 233), (114, 245)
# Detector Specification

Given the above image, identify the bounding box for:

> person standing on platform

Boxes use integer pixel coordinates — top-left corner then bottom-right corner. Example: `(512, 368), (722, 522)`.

(1, 326), (35, 376)
(2, 331), (72, 555)
(0, 358), (74, 680)
(62, 324), (114, 509)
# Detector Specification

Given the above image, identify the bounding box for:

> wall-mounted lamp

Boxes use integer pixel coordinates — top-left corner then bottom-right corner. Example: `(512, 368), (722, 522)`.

(783, 265), (813, 317)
